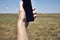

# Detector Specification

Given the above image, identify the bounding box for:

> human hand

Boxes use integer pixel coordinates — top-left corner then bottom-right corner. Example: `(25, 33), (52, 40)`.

(18, 0), (37, 21)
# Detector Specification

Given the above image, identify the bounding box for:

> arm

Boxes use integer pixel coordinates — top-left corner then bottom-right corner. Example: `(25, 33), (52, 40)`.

(17, 0), (29, 40)
(17, 0), (37, 40)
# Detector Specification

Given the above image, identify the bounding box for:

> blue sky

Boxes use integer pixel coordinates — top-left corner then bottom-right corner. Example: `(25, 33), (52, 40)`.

(0, 0), (60, 13)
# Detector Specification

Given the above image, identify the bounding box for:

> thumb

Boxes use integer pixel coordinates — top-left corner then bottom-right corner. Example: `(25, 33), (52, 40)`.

(18, 0), (26, 20)
(19, 0), (24, 10)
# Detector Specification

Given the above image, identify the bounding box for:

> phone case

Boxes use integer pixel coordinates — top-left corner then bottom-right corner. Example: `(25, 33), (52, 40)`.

(23, 0), (34, 22)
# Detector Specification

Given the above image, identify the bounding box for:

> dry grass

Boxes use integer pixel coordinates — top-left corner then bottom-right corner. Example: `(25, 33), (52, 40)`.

(0, 14), (60, 40)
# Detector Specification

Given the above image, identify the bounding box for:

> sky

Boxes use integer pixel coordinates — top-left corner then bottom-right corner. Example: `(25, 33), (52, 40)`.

(0, 0), (60, 14)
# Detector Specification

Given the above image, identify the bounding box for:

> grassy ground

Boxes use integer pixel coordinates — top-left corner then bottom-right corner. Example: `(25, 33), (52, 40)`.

(0, 14), (60, 40)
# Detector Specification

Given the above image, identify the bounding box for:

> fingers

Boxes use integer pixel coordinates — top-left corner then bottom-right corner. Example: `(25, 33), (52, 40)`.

(33, 12), (37, 18)
(32, 8), (36, 11)
(32, 8), (37, 18)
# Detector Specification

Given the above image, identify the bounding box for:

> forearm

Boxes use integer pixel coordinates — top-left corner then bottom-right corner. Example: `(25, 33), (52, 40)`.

(17, 19), (29, 40)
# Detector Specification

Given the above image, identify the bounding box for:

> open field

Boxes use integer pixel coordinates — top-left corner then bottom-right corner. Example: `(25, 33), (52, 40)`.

(0, 14), (60, 40)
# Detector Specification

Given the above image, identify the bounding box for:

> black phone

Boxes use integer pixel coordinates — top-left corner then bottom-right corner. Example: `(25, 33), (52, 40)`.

(23, 0), (34, 22)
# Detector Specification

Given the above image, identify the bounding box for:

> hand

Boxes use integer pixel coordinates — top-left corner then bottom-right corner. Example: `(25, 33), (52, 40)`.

(18, 0), (37, 21)
(18, 0), (37, 27)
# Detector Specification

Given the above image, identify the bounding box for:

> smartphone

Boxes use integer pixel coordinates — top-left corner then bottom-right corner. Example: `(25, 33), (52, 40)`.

(23, 0), (34, 22)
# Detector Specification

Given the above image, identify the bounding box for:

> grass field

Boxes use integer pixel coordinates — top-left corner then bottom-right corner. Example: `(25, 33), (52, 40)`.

(0, 14), (60, 40)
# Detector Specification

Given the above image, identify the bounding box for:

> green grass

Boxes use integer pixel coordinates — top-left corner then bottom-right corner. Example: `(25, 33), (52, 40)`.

(0, 14), (60, 40)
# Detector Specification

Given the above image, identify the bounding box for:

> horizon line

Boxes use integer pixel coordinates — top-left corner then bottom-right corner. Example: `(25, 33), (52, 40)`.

(0, 13), (60, 14)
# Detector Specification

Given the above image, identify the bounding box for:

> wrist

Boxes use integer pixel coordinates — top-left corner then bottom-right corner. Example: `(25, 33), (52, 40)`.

(18, 18), (26, 22)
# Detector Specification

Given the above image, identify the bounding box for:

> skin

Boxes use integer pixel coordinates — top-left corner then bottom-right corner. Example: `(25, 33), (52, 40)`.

(17, 0), (37, 40)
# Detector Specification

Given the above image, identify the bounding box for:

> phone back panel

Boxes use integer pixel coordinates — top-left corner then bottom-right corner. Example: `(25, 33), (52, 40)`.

(23, 0), (34, 22)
